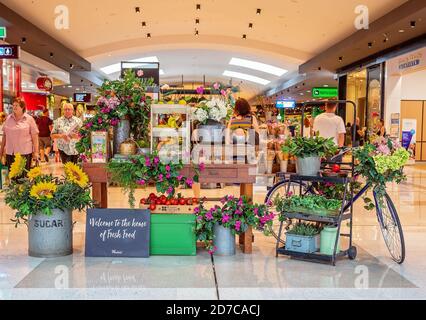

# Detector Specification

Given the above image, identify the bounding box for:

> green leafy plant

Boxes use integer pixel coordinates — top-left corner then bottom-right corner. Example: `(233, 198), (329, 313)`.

(2, 155), (94, 226)
(353, 135), (409, 209)
(107, 152), (202, 208)
(76, 70), (153, 158)
(282, 134), (338, 158)
(287, 222), (321, 237)
(195, 195), (275, 254)
(275, 194), (342, 219)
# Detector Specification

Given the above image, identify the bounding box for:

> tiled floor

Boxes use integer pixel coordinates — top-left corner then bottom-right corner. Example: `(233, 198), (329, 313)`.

(1, 162), (426, 300)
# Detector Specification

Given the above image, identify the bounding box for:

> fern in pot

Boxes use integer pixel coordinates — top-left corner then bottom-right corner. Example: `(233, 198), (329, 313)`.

(282, 134), (338, 176)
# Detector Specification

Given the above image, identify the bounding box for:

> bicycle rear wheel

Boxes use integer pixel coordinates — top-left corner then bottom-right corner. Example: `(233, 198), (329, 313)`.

(264, 179), (313, 243)
(373, 189), (405, 264)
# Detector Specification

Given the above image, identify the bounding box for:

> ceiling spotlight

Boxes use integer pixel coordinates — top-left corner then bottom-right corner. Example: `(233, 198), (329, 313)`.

(383, 34), (389, 43)
(69, 64), (74, 69)
(195, 30), (199, 36)
(368, 42), (373, 48)
(318, 67), (322, 71)
(135, 7), (140, 13)
(147, 33), (151, 38)
(21, 37), (26, 44)
(196, 18), (200, 24)
(50, 52), (54, 58)
(338, 56), (343, 62)
(90, 84), (93, 87)
(141, 21), (146, 27)
(256, 9), (261, 15)
(196, 4), (201, 10)
(80, 79), (84, 83)
(249, 23), (253, 29)
(242, 34), (247, 39)
(410, 21), (416, 28)
(398, 29), (405, 33)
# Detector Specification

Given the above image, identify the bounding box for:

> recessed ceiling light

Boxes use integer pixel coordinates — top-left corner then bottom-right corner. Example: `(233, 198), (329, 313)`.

(196, 4), (201, 10)
(249, 23), (253, 29)
(196, 18), (200, 24)
(101, 56), (160, 74)
(50, 52), (54, 58)
(323, 84), (329, 87)
(21, 37), (26, 44)
(135, 7), (140, 13)
(141, 21), (146, 27)
(399, 29), (405, 33)
(223, 70), (270, 86)
(368, 42), (373, 48)
(195, 30), (199, 36)
(256, 9), (261, 15)
(242, 34), (247, 39)
(410, 21), (416, 28)
(229, 57), (287, 77)
(338, 56), (343, 62)
(147, 33), (151, 38)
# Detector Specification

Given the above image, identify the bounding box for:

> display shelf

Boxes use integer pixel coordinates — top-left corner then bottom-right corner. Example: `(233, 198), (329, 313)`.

(152, 127), (188, 137)
(151, 104), (190, 114)
(281, 212), (351, 224)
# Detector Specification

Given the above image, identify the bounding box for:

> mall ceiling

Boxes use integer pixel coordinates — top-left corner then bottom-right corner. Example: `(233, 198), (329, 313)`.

(0, 0), (410, 99)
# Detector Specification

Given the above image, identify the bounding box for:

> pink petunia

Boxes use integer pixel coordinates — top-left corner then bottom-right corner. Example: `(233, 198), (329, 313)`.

(86, 122), (93, 129)
(196, 86), (204, 95)
(220, 89), (227, 96)
(166, 186), (174, 194)
(186, 178), (193, 187)
(177, 175), (183, 181)
(194, 207), (200, 214)
(154, 157), (160, 165)
(110, 118), (119, 126)
(254, 207), (259, 216)
(98, 118), (103, 124)
(222, 215), (230, 224)
(136, 179), (146, 186)
(165, 165), (171, 172)
(199, 162), (206, 172)
(158, 174), (164, 182)
(235, 209), (242, 215)
(213, 82), (220, 90)
(205, 212), (213, 221)
(235, 221), (242, 232)
(166, 173), (171, 179)
(145, 157), (151, 167)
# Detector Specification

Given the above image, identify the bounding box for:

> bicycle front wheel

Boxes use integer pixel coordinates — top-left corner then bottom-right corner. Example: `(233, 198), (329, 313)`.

(374, 189), (405, 264)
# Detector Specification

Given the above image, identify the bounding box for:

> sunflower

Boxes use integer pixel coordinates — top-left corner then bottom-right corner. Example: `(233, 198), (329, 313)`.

(9, 153), (26, 179)
(64, 162), (89, 188)
(27, 167), (43, 180)
(30, 181), (57, 200)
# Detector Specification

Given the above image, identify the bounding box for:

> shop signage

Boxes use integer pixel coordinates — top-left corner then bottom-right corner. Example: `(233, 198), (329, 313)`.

(0, 27), (6, 38)
(388, 47), (426, 75)
(312, 87), (338, 98)
(401, 118), (416, 162)
(73, 92), (92, 103)
(85, 209), (151, 258)
(276, 100), (296, 109)
(36, 77), (53, 91)
(0, 45), (20, 59)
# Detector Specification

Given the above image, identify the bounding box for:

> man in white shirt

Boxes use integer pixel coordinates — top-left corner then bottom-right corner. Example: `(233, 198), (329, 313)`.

(313, 102), (346, 147)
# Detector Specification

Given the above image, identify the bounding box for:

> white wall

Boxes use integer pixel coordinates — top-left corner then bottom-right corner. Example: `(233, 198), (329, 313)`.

(401, 68), (426, 100)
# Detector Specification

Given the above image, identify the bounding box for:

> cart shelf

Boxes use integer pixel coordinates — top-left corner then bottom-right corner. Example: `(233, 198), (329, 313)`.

(276, 247), (349, 264)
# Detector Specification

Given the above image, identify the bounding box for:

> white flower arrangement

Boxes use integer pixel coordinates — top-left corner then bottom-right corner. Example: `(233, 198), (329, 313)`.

(191, 98), (232, 124)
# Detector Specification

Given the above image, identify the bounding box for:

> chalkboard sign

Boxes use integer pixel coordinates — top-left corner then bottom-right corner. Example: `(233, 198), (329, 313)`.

(85, 209), (150, 258)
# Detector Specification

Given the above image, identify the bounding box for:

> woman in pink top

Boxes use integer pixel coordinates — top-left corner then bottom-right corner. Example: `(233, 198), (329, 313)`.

(0, 98), (39, 172)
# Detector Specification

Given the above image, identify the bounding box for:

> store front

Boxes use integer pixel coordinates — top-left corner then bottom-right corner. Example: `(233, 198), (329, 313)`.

(385, 46), (426, 161)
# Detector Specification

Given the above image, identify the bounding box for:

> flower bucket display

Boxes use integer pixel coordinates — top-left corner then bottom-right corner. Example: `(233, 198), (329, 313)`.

(3, 157), (94, 257)
(213, 223), (236, 256)
(113, 119), (131, 155)
(296, 157), (321, 176)
(27, 209), (73, 258)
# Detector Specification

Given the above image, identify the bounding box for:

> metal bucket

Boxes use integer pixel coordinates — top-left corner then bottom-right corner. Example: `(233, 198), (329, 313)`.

(113, 119), (131, 155)
(197, 120), (225, 144)
(296, 157), (321, 176)
(27, 209), (73, 258)
(213, 223), (236, 256)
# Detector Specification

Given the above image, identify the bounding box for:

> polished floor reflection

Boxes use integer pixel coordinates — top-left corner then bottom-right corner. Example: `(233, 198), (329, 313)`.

(1, 163), (426, 300)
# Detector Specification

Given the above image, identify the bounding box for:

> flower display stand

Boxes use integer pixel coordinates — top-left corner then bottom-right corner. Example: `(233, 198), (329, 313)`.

(83, 163), (256, 254)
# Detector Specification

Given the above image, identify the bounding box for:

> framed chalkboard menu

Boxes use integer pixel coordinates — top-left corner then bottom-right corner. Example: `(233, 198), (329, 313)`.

(85, 209), (150, 258)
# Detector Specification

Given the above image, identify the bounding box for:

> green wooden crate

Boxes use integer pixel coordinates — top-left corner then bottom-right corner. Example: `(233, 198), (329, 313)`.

(150, 214), (196, 256)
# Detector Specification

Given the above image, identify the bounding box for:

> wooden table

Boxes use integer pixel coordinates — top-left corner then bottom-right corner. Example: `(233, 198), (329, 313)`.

(82, 163), (257, 254)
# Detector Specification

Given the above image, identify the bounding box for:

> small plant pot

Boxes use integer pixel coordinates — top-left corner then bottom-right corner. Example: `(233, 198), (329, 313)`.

(296, 156), (321, 176)
(213, 223), (236, 256)
(285, 233), (319, 253)
(320, 225), (341, 255)
(280, 160), (288, 173)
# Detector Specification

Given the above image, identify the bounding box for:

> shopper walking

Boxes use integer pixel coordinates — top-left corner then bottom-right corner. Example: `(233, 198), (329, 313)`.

(376, 119), (387, 137)
(51, 103), (82, 164)
(36, 107), (53, 163)
(313, 101), (346, 147)
(0, 97), (39, 172)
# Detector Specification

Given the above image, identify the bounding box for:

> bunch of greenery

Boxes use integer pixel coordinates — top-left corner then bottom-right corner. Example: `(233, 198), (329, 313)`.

(287, 222), (321, 237)
(107, 152), (201, 208)
(3, 155), (94, 225)
(282, 133), (338, 158)
(76, 70), (153, 158)
(353, 136), (409, 209)
(275, 195), (342, 218)
(315, 180), (362, 200)
(195, 196), (275, 254)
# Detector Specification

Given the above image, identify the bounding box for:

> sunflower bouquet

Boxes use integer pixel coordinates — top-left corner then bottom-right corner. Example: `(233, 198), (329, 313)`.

(3, 154), (94, 224)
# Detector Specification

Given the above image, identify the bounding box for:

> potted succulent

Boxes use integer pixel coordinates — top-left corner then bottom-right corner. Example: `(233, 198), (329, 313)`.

(282, 134), (338, 176)
(3, 155), (94, 257)
(285, 222), (321, 253)
(195, 196), (275, 255)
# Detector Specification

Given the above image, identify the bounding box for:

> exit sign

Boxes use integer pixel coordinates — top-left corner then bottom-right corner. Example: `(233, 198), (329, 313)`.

(312, 87), (338, 98)
(0, 27), (6, 38)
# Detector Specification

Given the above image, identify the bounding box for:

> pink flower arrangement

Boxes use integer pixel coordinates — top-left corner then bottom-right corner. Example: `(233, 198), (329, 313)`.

(166, 173), (171, 179)
(136, 179), (146, 186)
(165, 165), (171, 172)
(110, 118), (120, 126)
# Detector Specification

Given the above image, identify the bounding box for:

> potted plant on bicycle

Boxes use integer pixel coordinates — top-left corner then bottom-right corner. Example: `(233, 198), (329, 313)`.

(2, 155), (94, 257)
(195, 196), (275, 255)
(282, 134), (338, 176)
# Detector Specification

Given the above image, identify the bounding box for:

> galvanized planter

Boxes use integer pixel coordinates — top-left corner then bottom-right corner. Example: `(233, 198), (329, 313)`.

(213, 223), (236, 256)
(27, 209), (73, 258)
(113, 119), (131, 155)
(197, 119), (225, 144)
(296, 156), (321, 176)
(285, 233), (320, 253)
